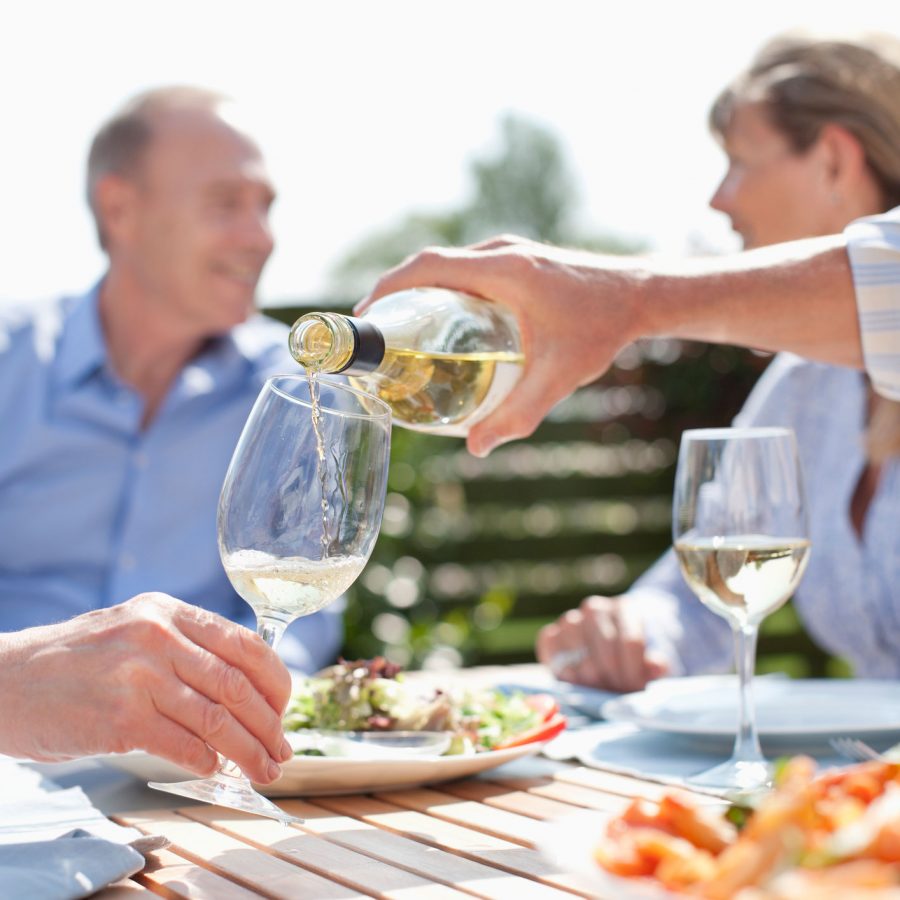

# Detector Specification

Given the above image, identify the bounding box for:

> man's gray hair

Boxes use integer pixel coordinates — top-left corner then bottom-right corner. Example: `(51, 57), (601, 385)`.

(86, 86), (230, 250)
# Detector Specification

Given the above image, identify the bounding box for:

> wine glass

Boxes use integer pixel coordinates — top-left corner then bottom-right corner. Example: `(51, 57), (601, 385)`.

(673, 427), (810, 792)
(149, 375), (391, 822)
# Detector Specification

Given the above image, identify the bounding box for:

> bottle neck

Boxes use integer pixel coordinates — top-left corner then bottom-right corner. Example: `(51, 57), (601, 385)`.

(289, 312), (385, 375)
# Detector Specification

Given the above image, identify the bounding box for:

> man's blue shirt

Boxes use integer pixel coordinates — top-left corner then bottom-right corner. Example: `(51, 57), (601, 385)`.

(0, 283), (342, 671)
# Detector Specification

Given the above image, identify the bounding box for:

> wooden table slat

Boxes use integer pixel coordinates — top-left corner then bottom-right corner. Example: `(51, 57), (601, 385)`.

(273, 797), (577, 899)
(93, 881), (153, 898)
(312, 794), (586, 898)
(119, 810), (368, 899)
(178, 805), (470, 900)
(439, 779), (588, 821)
(522, 780), (632, 814)
(131, 847), (264, 900)
(374, 787), (547, 846)
(552, 766), (726, 807)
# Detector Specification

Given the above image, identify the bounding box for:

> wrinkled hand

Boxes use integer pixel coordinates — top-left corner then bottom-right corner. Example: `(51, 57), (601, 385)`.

(0, 593), (293, 783)
(536, 595), (669, 692)
(357, 235), (647, 457)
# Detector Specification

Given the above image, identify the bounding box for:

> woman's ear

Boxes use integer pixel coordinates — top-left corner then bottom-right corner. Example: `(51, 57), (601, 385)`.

(816, 123), (867, 191)
(814, 122), (884, 213)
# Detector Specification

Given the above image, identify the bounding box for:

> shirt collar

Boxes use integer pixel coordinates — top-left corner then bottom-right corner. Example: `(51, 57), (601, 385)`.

(53, 282), (278, 396)
(177, 333), (248, 398)
(53, 281), (108, 391)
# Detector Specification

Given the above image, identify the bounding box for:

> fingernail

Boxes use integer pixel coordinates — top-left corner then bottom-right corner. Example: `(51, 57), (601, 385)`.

(268, 760), (282, 781)
(280, 738), (293, 761)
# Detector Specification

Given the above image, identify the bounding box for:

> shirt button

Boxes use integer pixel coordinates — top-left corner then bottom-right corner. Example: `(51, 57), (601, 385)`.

(133, 452), (148, 469)
(120, 552), (137, 571)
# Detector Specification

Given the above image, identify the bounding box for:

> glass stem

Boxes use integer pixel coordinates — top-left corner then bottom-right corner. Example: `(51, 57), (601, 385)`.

(216, 755), (247, 779)
(257, 616), (287, 649)
(208, 617), (288, 780)
(731, 622), (763, 763)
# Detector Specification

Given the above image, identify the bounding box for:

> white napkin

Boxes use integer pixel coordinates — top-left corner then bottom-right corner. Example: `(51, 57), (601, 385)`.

(0, 784), (147, 846)
(0, 756), (167, 899)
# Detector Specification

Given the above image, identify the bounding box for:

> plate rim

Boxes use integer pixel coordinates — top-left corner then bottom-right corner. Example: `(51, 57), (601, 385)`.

(600, 676), (900, 738)
(97, 738), (548, 796)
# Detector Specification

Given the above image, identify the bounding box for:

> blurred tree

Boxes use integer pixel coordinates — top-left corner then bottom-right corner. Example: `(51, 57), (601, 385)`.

(327, 112), (644, 298)
(463, 114), (579, 244)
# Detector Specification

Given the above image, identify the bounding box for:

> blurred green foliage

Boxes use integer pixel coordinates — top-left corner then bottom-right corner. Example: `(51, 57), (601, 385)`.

(266, 112), (841, 676)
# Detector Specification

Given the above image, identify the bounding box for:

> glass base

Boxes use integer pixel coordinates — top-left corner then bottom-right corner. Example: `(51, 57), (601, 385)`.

(687, 757), (773, 795)
(149, 772), (302, 825)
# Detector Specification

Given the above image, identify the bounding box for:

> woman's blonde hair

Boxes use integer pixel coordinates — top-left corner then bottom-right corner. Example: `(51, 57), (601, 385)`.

(710, 31), (900, 211)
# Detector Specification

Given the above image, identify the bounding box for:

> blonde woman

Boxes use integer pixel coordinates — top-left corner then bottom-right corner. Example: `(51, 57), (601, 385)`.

(535, 32), (900, 688)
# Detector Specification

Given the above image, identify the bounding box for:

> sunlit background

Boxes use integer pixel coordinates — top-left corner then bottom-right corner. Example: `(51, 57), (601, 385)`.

(8, 0), (898, 673)
(2, 0), (898, 306)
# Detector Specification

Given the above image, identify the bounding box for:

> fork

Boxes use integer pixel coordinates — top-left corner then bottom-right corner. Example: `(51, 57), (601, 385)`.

(829, 737), (889, 763)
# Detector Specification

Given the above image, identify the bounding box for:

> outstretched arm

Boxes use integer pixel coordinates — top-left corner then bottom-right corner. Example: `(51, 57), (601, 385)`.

(361, 233), (860, 456)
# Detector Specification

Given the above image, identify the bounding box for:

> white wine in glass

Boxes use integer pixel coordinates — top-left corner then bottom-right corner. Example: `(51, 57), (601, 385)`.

(149, 375), (391, 822)
(673, 427), (810, 793)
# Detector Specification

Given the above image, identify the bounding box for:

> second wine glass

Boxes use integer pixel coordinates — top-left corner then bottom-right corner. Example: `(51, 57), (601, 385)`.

(149, 375), (391, 822)
(673, 427), (810, 793)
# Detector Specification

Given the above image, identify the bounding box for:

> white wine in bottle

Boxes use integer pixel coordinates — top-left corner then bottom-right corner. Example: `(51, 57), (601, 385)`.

(288, 288), (523, 436)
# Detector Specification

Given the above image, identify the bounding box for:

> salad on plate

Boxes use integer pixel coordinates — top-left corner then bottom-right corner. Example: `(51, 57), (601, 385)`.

(283, 657), (567, 756)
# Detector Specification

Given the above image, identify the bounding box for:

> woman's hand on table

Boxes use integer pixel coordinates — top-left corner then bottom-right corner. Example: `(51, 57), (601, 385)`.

(0, 593), (294, 783)
(536, 594), (670, 692)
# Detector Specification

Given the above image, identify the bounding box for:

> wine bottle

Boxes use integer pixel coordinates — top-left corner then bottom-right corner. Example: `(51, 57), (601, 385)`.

(288, 288), (523, 436)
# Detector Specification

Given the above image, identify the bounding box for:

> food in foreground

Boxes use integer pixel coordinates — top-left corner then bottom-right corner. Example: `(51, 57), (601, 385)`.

(283, 658), (566, 754)
(593, 756), (900, 898)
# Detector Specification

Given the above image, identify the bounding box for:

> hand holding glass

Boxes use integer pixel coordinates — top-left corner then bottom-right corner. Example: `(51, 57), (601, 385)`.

(150, 375), (391, 821)
(673, 427), (810, 792)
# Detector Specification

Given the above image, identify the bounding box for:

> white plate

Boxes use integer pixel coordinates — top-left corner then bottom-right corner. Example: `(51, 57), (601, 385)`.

(602, 676), (900, 741)
(539, 809), (679, 900)
(99, 741), (546, 797)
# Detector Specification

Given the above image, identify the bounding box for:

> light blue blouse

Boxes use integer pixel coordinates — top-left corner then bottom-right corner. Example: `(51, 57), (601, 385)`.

(634, 353), (900, 677)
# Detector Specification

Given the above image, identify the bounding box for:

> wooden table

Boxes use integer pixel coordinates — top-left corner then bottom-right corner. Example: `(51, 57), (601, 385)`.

(104, 758), (674, 899)
(70, 665), (686, 898)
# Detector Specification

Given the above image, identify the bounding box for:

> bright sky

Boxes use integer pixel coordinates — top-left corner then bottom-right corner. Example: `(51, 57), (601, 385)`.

(2, 0), (898, 307)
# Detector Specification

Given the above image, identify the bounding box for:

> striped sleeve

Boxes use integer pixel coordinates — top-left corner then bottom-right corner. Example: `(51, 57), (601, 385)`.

(845, 208), (900, 400)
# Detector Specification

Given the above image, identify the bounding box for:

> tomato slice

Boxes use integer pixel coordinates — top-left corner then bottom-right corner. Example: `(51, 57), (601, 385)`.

(493, 713), (567, 750)
(524, 693), (561, 722)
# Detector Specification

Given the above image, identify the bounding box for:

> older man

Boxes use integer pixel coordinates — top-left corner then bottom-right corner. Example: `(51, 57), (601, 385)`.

(0, 86), (340, 672)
